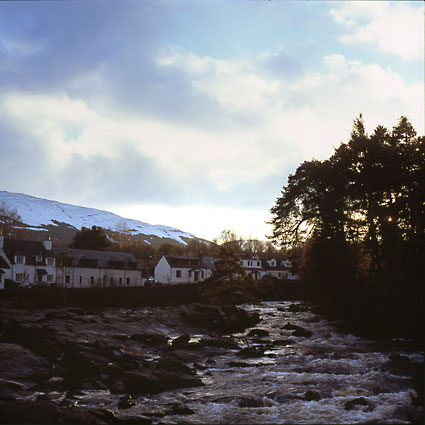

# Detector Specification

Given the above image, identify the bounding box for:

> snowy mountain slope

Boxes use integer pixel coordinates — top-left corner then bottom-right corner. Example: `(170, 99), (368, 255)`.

(0, 191), (196, 245)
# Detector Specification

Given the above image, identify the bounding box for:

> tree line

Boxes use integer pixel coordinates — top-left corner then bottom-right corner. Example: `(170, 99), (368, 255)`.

(269, 115), (424, 341)
(68, 225), (295, 278)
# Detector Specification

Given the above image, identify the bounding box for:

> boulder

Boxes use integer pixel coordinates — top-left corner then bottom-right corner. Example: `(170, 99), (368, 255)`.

(171, 335), (191, 347)
(283, 323), (313, 338)
(167, 401), (195, 415)
(0, 400), (108, 424)
(118, 395), (137, 409)
(156, 355), (195, 375)
(236, 346), (265, 358)
(237, 396), (271, 408)
(266, 391), (302, 403)
(2, 323), (62, 358)
(271, 339), (293, 346)
(180, 304), (260, 334)
(247, 329), (269, 338)
(305, 390), (321, 401)
(199, 337), (239, 349)
(0, 343), (50, 382)
(130, 334), (168, 346)
(344, 397), (370, 410)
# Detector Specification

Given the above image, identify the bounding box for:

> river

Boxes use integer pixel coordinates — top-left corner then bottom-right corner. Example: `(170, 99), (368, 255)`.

(74, 300), (423, 424)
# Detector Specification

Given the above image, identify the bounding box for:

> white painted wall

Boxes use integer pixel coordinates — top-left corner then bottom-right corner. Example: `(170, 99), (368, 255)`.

(56, 266), (142, 288)
(154, 256), (172, 284)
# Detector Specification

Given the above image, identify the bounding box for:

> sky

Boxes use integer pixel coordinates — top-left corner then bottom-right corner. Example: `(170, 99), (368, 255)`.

(0, 1), (423, 242)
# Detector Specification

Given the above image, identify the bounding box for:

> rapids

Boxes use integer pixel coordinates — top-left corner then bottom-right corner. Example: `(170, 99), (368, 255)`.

(77, 301), (423, 424)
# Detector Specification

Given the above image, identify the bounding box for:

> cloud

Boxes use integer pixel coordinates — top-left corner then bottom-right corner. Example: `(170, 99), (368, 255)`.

(0, 1), (423, 240)
(330, 2), (424, 62)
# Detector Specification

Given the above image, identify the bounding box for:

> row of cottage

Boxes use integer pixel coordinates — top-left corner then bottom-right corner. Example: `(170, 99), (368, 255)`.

(0, 236), (298, 289)
(154, 255), (298, 283)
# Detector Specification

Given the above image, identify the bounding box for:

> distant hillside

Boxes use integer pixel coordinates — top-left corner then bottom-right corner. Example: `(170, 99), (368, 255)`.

(0, 191), (209, 248)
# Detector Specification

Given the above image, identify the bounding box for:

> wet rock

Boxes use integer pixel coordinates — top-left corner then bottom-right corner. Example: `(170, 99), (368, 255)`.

(265, 391), (303, 403)
(124, 358), (203, 395)
(180, 304), (260, 334)
(110, 380), (126, 395)
(247, 329), (269, 338)
(193, 362), (208, 370)
(292, 328), (313, 338)
(344, 397), (371, 410)
(0, 343), (50, 384)
(0, 399), (108, 424)
(283, 322), (313, 337)
(381, 354), (422, 378)
(2, 323), (62, 358)
(236, 346), (265, 358)
(288, 303), (304, 313)
(118, 394), (137, 409)
(237, 396), (271, 408)
(111, 415), (152, 424)
(199, 337), (239, 349)
(227, 361), (252, 368)
(305, 390), (321, 401)
(272, 339), (293, 346)
(393, 404), (424, 424)
(156, 355), (195, 375)
(130, 333), (168, 346)
(167, 401), (195, 415)
(171, 334), (191, 347)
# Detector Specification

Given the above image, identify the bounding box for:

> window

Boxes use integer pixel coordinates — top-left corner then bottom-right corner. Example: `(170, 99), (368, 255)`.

(36, 255), (42, 262)
(176, 270), (182, 278)
(15, 256), (25, 265)
(90, 276), (94, 285)
(119, 277), (122, 285)
(126, 277), (130, 285)
(256, 261), (260, 266)
(47, 275), (54, 283)
(201, 270), (204, 279)
(65, 275), (71, 284)
(79, 276), (83, 284)
(15, 273), (23, 282)
(110, 277), (114, 285)
(46, 258), (55, 266)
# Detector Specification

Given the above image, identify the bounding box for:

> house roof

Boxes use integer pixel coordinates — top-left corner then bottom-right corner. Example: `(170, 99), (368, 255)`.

(164, 256), (201, 268)
(54, 247), (142, 270)
(2, 239), (51, 265)
(164, 255), (215, 270)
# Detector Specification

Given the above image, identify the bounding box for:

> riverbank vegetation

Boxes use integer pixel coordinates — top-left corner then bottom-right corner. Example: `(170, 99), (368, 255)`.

(270, 116), (424, 343)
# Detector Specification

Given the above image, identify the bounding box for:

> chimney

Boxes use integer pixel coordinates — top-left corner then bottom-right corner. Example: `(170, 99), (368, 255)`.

(43, 237), (52, 250)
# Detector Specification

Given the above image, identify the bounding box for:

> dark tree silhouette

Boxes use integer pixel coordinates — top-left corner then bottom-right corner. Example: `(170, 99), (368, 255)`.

(70, 226), (111, 251)
(269, 115), (424, 340)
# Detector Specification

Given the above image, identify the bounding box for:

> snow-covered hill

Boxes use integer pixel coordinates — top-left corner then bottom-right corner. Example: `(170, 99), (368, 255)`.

(0, 191), (196, 245)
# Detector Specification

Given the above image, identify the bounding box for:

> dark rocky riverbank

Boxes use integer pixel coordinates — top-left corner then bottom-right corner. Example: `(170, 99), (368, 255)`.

(0, 298), (259, 424)
(0, 292), (422, 424)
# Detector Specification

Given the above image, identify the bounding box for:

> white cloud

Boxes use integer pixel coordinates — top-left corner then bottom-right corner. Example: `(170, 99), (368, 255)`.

(157, 48), (282, 114)
(330, 2), (424, 62)
(2, 50), (423, 205)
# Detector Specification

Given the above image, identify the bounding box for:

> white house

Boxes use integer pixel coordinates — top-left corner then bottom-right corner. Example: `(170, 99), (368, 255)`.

(154, 255), (215, 284)
(54, 247), (143, 288)
(0, 236), (57, 288)
(261, 258), (290, 280)
(0, 236), (143, 289)
(240, 255), (299, 281)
